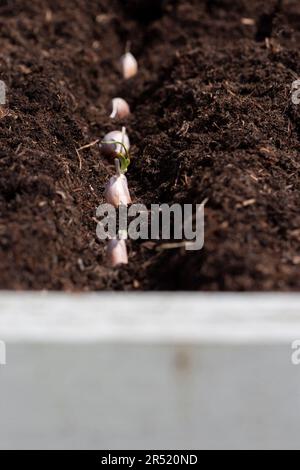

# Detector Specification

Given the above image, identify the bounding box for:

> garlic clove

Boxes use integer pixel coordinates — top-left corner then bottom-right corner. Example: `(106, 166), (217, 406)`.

(101, 130), (130, 158)
(110, 98), (131, 120)
(121, 52), (138, 80)
(107, 239), (128, 267)
(120, 174), (132, 205)
(104, 174), (132, 208)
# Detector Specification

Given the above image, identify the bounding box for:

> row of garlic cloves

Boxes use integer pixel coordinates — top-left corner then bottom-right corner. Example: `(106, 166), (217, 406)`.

(101, 126), (132, 267)
(109, 51), (138, 121)
(101, 47), (138, 267)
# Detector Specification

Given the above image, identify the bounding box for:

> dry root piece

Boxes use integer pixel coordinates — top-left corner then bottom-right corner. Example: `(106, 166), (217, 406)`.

(107, 239), (128, 267)
(110, 98), (131, 120)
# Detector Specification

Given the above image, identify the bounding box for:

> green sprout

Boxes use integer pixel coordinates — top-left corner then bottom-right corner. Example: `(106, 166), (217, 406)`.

(101, 140), (131, 173)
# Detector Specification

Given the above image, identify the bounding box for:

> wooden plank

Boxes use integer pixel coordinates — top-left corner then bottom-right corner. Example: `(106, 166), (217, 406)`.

(0, 293), (300, 343)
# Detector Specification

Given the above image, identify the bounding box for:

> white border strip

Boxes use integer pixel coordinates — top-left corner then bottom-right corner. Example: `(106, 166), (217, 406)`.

(0, 293), (300, 344)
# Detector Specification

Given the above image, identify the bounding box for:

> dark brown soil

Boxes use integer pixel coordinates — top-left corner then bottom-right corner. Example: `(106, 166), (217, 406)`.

(0, 0), (300, 291)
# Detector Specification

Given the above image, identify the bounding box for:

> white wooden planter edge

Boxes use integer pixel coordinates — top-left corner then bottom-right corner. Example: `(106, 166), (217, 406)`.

(0, 292), (299, 344)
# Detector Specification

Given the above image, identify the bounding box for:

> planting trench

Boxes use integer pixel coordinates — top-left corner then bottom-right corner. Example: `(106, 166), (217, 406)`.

(0, 0), (300, 291)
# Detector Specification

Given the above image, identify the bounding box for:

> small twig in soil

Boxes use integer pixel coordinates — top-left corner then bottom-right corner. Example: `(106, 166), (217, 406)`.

(157, 242), (190, 251)
(77, 139), (100, 152)
(75, 139), (101, 171)
(75, 148), (83, 171)
(56, 190), (67, 200)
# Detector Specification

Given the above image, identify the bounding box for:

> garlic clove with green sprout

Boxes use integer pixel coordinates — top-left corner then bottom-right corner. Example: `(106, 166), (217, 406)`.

(101, 129), (130, 158)
(110, 98), (131, 120)
(121, 52), (138, 80)
(107, 238), (128, 267)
